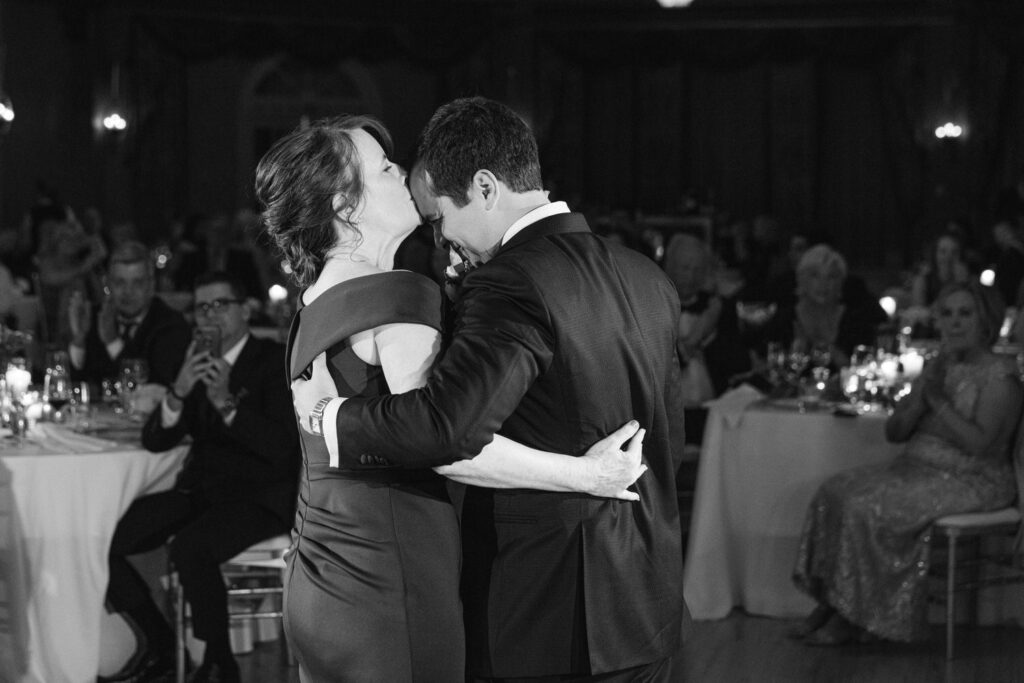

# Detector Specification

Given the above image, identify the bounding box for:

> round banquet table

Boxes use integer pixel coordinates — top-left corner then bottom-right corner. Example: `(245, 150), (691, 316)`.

(0, 423), (187, 683)
(683, 391), (1024, 629)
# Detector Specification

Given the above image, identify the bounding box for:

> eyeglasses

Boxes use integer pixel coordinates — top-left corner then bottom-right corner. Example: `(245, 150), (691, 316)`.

(193, 298), (241, 316)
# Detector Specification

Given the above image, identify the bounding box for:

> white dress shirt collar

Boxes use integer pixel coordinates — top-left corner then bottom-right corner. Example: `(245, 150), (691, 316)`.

(500, 201), (570, 246)
(221, 333), (250, 367)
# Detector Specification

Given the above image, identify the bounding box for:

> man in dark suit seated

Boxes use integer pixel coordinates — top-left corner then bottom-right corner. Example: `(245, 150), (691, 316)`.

(67, 240), (190, 387)
(102, 271), (300, 683)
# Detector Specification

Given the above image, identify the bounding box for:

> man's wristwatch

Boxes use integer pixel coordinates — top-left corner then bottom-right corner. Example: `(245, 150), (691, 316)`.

(309, 397), (334, 437)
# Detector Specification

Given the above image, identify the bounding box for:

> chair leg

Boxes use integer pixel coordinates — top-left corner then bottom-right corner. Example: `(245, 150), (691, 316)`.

(173, 571), (186, 683)
(946, 535), (957, 661)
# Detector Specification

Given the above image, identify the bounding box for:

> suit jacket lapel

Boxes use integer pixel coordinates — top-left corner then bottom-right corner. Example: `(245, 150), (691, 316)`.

(497, 213), (591, 256)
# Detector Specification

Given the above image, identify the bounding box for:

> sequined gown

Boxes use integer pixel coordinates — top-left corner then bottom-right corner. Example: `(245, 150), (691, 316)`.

(793, 355), (1019, 641)
(283, 272), (464, 682)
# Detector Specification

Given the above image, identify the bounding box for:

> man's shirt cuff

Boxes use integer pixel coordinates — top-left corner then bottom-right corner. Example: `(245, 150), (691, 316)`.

(323, 397), (344, 467)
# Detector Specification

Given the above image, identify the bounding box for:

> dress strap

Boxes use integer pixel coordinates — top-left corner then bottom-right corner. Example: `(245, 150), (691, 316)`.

(289, 271), (442, 380)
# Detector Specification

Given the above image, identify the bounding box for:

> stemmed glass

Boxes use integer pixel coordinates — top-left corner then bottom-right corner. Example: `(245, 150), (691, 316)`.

(44, 364), (72, 423)
(118, 358), (149, 417)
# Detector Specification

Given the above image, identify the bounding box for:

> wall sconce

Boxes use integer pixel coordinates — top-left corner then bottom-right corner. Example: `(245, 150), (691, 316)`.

(0, 93), (13, 125)
(934, 122), (963, 139)
(0, 45), (12, 135)
(96, 63), (129, 134)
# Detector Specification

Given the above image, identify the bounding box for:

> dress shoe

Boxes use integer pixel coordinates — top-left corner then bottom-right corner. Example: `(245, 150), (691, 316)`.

(187, 661), (240, 683)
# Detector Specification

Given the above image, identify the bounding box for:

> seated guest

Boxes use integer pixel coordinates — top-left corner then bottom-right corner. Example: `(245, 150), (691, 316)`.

(664, 232), (750, 399)
(910, 230), (970, 308)
(762, 244), (885, 368)
(791, 281), (1022, 645)
(103, 271), (300, 683)
(36, 213), (107, 345)
(991, 219), (1024, 307)
(67, 240), (190, 388)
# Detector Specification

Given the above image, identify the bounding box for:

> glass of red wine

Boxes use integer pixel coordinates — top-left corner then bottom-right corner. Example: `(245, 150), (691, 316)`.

(44, 365), (72, 423)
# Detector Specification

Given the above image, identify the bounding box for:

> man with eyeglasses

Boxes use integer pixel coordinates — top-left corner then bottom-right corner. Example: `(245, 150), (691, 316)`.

(102, 271), (300, 683)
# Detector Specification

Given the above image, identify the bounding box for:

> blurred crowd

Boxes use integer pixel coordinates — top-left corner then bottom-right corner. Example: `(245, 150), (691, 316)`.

(0, 181), (292, 351)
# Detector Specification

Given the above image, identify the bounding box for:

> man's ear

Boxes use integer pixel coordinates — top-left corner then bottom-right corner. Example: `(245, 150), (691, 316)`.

(472, 170), (499, 210)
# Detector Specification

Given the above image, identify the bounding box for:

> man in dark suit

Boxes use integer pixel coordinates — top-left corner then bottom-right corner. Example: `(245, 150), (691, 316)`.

(68, 240), (190, 387)
(103, 272), (299, 683)
(297, 97), (687, 681)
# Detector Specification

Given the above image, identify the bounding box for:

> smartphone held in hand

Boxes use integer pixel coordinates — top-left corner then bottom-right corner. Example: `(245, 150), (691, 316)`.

(193, 325), (222, 358)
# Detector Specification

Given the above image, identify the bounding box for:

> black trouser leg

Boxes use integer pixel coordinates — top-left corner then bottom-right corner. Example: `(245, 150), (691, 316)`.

(107, 489), (195, 653)
(167, 503), (288, 664)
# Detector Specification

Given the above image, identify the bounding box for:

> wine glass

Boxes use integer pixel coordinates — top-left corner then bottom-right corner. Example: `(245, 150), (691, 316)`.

(118, 358), (149, 417)
(69, 381), (92, 430)
(44, 366), (72, 422)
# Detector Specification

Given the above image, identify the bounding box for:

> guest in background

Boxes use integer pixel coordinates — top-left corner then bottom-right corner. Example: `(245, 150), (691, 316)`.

(103, 271), (300, 683)
(664, 232), (750, 399)
(35, 212), (107, 346)
(791, 281), (1021, 645)
(763, 244), (885, 368)
(67, 241), (190, 387)
(910, 230), (970, 308)
(664, 232), (750, 447)
(991, 220), (1024, 307)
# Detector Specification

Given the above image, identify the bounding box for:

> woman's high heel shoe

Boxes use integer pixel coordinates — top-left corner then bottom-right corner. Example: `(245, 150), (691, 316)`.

(803, 613), (858, 646)
(787, 604), (835, 639)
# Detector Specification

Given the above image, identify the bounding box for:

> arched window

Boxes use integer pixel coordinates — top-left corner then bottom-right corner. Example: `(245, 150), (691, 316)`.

(238, 55), (381, 205)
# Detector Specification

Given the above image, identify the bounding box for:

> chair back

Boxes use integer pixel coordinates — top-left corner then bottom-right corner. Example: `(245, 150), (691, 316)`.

(1013, 408), (1024, 560)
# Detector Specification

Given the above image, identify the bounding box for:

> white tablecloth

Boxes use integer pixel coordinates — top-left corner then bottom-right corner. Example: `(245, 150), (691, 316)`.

(0, 429), (187, 683)
(683, 395), (1024, 628)
(683, 399), (900, 619)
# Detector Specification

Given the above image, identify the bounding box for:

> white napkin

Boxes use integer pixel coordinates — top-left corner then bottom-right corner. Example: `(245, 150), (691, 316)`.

(30, 422), (119, 453)
(704, 383), (765, 428)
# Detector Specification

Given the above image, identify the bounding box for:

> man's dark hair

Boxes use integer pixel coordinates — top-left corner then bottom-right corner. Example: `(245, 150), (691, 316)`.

(194, 270), (247, 302)
(416, 97), (542, 208)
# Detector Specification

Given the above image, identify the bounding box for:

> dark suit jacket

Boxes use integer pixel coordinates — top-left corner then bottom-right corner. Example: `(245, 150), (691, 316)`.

(334, 213), (687, 677)
(142, 335), (300, 525)
(73, 296), (190, 387)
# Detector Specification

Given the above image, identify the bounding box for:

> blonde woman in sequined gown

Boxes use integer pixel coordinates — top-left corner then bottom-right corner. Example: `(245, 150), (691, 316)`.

(792, 281), (1023, 645)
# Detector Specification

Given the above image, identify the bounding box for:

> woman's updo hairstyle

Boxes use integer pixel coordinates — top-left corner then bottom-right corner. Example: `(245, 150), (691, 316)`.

(255, 114), (393, 287)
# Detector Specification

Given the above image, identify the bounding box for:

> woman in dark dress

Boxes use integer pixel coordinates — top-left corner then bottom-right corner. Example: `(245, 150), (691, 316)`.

(255, 115), (646, 682)
(763, 244), (885, 368)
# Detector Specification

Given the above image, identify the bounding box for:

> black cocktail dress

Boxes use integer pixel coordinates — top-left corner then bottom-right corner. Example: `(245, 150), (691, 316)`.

(283, 271), (464, 682)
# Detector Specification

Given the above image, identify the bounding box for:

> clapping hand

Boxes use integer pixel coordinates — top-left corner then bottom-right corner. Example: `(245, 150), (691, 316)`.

(292, 352), (338, 434)
(577, 420), (649, 501)
(95, 294), (119, 345)
(918, 355), (949, 412)
(67, 290), (93, 345)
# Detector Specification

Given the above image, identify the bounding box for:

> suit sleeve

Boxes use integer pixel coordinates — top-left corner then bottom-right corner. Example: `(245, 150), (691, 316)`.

(148, 322), (190, 387)
(332, 262), (554, 468)
(141, 398), (189, 452)
(225, 347), (299, 468)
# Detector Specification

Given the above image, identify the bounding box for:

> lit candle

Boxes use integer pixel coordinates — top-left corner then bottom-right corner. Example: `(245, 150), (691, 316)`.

(899, 351), (925, 380)
(268, 284), (288, 303)
(879, 357), (900, 384)
(5, 366), (31, 396)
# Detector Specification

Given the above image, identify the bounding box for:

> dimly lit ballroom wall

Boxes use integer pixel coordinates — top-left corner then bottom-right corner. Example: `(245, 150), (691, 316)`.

(2, 0), (1024, 273)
